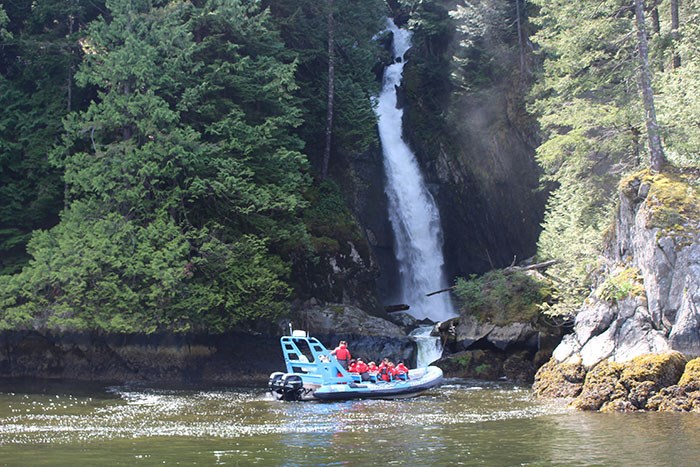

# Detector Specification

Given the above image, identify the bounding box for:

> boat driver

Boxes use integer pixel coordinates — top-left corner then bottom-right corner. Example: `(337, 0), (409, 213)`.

(331, 340), (352, 370)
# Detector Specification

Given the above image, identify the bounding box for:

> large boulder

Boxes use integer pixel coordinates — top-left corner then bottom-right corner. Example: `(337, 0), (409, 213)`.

(454, 315), (539, 352)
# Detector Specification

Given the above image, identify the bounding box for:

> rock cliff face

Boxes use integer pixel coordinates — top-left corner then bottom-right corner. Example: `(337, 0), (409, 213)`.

(533, 169), (700, 412)
(551, 170), (700, 367)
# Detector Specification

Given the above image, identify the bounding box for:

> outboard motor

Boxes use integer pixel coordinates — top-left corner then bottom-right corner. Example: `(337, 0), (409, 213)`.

(268, 372), (305, 401)
(268, 372), (285, 395)
(281, 374), (304, 401)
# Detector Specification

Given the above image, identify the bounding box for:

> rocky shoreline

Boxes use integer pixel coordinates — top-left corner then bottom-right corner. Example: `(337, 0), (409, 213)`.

(534, 352), (700, 412)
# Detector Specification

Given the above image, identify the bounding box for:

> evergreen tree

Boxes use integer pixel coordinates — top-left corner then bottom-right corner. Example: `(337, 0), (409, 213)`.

(264, 0), (386, 175)
(529, 0), (645, 317)
(0, 1), (103, 274)
(0, 0), (311, 332)
(529, 0), (700, 318)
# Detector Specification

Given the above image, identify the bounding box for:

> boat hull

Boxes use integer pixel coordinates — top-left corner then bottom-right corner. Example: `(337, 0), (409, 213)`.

(311, 366), (443, 401)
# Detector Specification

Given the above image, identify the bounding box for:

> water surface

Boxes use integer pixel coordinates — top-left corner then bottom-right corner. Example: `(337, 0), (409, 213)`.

(1, 379), (699, 465)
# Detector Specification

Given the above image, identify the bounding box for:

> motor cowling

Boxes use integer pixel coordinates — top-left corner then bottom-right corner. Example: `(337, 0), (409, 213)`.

(268, 372), (285, 394)
(282, 374), (303, 392)
(269, 372), (305, 401)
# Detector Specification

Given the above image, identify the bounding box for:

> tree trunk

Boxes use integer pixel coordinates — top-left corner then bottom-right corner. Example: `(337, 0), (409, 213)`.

(321, 0), (335, 180)
(515, 0), (526, 79)
(66, 14), (75, 112)
(671, 0), (680, 68)
(634, 0), (666, 172)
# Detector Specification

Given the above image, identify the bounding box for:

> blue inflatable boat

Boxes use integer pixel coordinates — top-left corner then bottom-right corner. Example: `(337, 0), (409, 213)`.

(268, 331), (443, 401)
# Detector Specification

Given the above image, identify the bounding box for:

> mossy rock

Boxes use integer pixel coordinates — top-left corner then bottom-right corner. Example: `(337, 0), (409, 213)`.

(621, 168), (700, 239)
(573, 352), (687, 411)
(572, 360), (624, 411)
(532, 358), (586, 398)
(619, 352), (687, 389)
(678, 358), (700, 392)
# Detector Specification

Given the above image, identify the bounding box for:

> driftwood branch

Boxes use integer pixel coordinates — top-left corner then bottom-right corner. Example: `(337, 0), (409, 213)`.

(505, 259), (560, 273)
(425, 286), (455, 297)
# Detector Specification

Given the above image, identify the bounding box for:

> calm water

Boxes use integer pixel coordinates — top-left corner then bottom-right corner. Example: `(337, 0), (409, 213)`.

(1, 379), (699, 466)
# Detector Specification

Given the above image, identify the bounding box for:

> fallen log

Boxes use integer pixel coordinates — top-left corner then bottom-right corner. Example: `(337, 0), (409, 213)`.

(385, 304), (410, 313)
(505, 259), (559, 273)
(425, 286), (455, 297)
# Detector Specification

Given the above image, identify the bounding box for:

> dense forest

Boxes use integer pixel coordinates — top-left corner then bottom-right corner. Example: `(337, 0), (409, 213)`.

(0, 0), (698, 334)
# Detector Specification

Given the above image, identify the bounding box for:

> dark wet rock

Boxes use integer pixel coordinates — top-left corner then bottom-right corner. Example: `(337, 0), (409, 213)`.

(290, 304), (414, 365)
(437, 350), (504, 380)
(502, 351), (536, 383)
(0, 331), (284, 385)
(293, 304), (406, 338)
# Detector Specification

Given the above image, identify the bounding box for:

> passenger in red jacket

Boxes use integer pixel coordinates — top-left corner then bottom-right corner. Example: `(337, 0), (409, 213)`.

(396, 361), (409, 380)
(367, 361), (379, 382)
(331, 340), (352, 370)
(378, 358), (393, 382)
(355, 358), (370, 381)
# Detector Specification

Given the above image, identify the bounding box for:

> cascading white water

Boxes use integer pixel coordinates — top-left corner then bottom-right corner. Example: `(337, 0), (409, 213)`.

(409, 325), (443, 368)
(375, 19), (456, 323)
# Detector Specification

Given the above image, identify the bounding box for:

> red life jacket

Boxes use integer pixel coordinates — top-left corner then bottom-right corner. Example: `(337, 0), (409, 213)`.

(379, 366), (390, 381)
(356, 361), (369, 374)
(334, 345), (351, 362)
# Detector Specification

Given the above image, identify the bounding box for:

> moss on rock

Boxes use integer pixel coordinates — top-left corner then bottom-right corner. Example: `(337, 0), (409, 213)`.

(532, 358), (586, 398)
(646, 358), (700, 412)
(572, 360), (624, 411)
(620, 168), (700, 241)
(678, 357), (700, 392)
(571, 352), (687, 412)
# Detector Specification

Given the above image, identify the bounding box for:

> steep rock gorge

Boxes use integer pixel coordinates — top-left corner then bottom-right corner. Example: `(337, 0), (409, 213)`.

(393, 0), (546, 278)
(318, 1), (546, 312)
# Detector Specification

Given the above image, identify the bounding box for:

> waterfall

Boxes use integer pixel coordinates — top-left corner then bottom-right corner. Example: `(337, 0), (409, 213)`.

(374, 19), (457, 323)
(409, 325), (443, 368)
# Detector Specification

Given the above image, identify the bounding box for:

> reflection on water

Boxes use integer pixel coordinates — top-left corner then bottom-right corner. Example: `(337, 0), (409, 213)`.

(1, 379), (699, 465)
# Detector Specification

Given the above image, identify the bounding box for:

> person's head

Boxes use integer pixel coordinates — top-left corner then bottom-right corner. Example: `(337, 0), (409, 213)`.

(339, 340), (347, 347)
(369, 361), (376, 366)
(382, 357), (389, 363)
(388, 361), (394, 367)
(349, 359), (356, 365)
(356, 358), (363, 363)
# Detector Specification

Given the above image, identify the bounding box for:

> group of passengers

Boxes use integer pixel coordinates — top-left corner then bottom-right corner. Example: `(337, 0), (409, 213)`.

(331, 341), (409, 382)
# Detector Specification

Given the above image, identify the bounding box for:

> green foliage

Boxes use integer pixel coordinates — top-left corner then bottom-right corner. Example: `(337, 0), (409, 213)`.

(529, 0), (700, 320)
(655, 0), (700, 167)
(265, 0), (385, 170)
(0, 1), (104, 274)
(0, 0), (313, 333)
(528, 0), (643, 318)
(453, 269), (551, 326)
(596, 267), (644, 304)
(303, 180), (365, 256)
